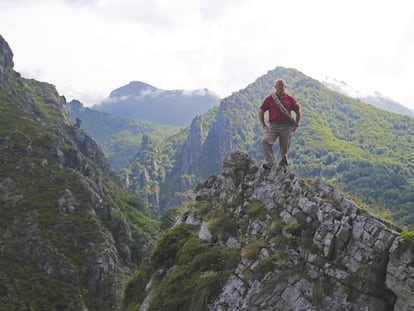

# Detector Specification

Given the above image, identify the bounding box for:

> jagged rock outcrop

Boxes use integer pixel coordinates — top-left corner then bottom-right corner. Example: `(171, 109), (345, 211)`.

(137, 151), (414, 311)
(0, 34), (14, 90)
(386, 238), (414, 310)
(123, 135), (162, 210)
(160, 116), (205, 209)
(0, 34), (13, 73)
(179, 115), (204, 174)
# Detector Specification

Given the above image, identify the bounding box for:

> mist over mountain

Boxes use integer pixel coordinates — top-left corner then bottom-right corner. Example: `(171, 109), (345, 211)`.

(323, 76), (414, 117)
(91, 81), (221, 126)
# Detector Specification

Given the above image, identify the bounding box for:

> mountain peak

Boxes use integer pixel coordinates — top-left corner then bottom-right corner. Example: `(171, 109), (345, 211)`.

(109, 81), (158, 97)
(93, 81), (220, 126)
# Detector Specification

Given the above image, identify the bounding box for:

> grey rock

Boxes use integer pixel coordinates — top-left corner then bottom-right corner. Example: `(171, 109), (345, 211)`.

(143, 151), (414, 311)
(0, 34), (13, 82)
(198, 221), (213, 242)
(205, 152), (408, 310)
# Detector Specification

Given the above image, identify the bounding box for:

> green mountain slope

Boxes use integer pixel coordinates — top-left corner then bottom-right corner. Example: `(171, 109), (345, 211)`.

(290, 74), (414, 225)
(0, 35), (159, 310)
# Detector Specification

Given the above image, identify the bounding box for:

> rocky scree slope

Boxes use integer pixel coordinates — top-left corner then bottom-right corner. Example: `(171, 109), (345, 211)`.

(0, 34), (158, 310)
(137, 151), (414, 311)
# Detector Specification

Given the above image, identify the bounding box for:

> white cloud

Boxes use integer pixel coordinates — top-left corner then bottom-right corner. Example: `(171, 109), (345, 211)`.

(1, 0), (414, 110)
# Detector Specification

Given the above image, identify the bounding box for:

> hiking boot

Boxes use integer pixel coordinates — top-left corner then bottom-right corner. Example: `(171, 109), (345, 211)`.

(279, 157), (288, 167)
(263, 162), (274, 169)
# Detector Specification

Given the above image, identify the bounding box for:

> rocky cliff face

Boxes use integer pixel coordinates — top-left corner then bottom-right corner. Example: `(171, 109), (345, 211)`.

(0, 34), (158, 310)
(136, 151), (414, 311)
(123, 115), (207, 212)
(0, 34), (13, 80)
(179, 115), (204, 175)
(160, 116), (205, 208)
(123, 134), (162, 210)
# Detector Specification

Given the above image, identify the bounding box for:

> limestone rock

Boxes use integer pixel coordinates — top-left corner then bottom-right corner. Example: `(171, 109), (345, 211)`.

(141, 151), (414, 311)
(0, 34), (13, 72)
(0, 34), (14, 88)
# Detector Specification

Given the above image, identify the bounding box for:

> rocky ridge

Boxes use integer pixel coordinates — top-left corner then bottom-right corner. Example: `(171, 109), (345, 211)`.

(139, 151), (414, 311)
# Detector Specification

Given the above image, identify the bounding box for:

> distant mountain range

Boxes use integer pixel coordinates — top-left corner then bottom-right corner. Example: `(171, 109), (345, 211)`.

(91, 81), (221, 126)
(66, 99), (181, 173)
(323, 77), (414, 117)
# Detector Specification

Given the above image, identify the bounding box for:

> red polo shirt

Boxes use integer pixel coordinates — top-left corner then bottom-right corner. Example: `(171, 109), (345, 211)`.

(260, 93), (299, 123)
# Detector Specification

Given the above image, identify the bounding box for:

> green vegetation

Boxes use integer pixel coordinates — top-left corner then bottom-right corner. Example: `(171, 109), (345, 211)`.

(286, 75), (414, 226)
(113, 192), (160, 233)
(258, 250), (290, 273)
(208, 212), (238, 241)
(0, 262), (111, 311)
(242, 240), (262, 260)
(123, 260), (154, 311)
(123, 222), (240, 310)
(246, 200), (267, 220)
(149, 227), (239, 311)
(393, 230), (414, 260)
(401, 230), (414, 243)
(151, 223), (197, 267)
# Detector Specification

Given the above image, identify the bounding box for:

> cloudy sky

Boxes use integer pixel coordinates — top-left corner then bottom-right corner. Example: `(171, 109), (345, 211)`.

(1, 0), (414, 109)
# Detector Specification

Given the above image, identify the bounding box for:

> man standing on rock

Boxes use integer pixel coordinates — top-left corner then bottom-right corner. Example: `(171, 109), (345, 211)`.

(258, 78), (301, 169)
